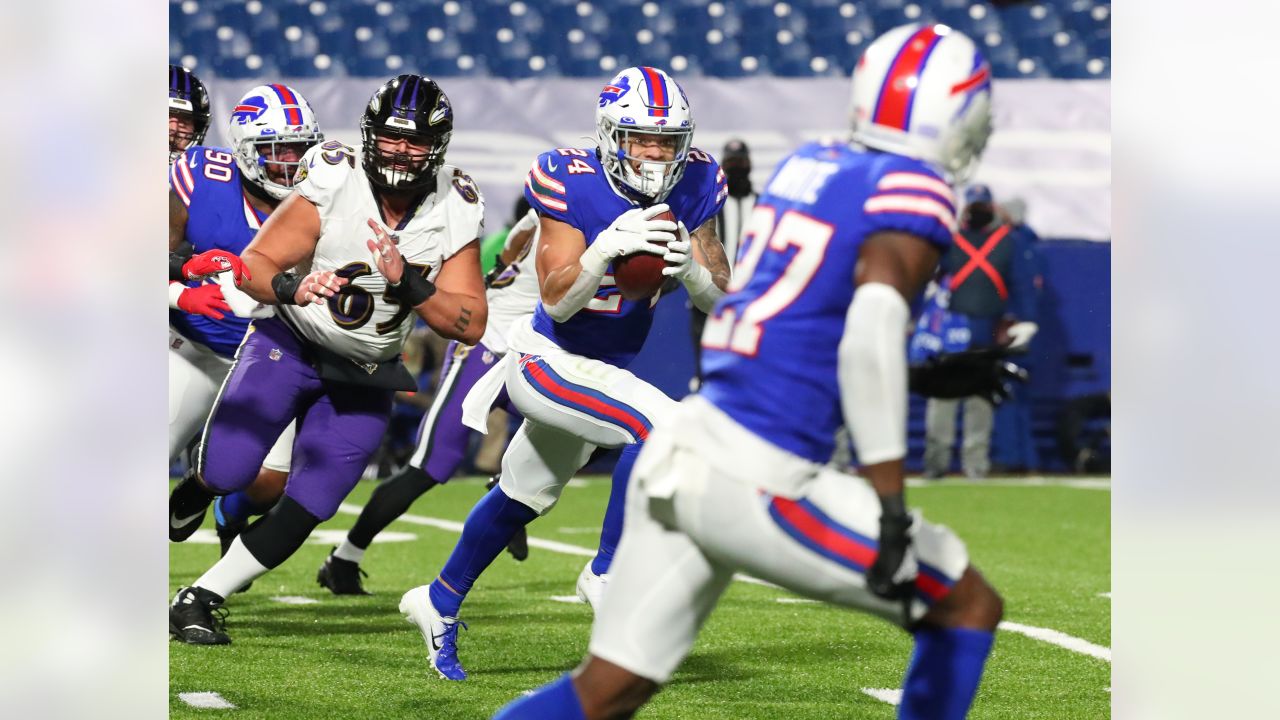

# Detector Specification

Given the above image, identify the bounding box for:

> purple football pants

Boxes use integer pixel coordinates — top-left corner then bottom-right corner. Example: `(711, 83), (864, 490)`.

(408, 339), (519, 481)
(197, 316), (393, 521)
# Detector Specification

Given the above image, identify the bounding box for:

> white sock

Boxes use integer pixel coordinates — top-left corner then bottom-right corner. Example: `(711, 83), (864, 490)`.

(333, 538), (365, 564)
(194, 536), (269, 598)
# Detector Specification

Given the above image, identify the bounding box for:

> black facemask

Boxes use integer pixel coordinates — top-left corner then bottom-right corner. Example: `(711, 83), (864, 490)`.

(724, 166), (752, 197)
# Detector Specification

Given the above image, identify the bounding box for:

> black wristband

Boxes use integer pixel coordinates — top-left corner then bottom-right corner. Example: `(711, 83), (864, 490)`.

(271, 271), (302, 305)
(387, 268), (437, 307)
(878, 493), (908, 519)
(169, 241), (194, 282)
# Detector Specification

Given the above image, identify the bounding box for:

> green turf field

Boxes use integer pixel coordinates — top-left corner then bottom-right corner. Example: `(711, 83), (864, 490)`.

(169, 475), (1111, 719)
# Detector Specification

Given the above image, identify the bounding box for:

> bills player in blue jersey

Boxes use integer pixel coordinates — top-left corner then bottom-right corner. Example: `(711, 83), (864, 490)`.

(167, 83), (324, 539)
(399, 66), (731, 681)
(494, 25), (1004, 720)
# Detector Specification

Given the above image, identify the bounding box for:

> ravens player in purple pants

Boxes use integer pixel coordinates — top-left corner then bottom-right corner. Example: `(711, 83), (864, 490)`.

(168, 75), (488, 645)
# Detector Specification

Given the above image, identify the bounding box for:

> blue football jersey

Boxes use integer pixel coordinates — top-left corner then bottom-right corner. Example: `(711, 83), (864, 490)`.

(700, 142), (957, 464)
(524, 147), (726, 366)
(168, 145), (267, 357)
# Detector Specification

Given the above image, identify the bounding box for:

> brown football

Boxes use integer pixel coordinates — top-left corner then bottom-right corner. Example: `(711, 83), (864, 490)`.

(613, 209), (673, 301)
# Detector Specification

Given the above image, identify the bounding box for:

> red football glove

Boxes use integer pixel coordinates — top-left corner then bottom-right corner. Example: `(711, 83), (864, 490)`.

(175, 282), (232, 320)
(182, 249), (250, 285)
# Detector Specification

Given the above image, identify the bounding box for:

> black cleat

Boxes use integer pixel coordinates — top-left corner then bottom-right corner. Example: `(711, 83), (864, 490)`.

(486, 475), (529, 562)
(213, 498), (253, 594)
(169, 586), (231, 645)
(317, 548), (371, 595)
(170, 470), (215, 542)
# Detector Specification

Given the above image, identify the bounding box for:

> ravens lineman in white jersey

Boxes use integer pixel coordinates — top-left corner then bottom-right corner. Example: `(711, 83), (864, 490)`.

(316, 203), (543, 594)
(494, 24), (1005, 720)
(398, 65), (731, 681)
(168, 74), (488, 645)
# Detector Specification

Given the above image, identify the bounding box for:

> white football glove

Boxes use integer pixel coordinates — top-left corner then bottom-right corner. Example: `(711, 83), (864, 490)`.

(661, 221), (695, 279)
(1005, 321), (1039, 351)
(580, 203), (676, 277)
(663, 220), (725, 313)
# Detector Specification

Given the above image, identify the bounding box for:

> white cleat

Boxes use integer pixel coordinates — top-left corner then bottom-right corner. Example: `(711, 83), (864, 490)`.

(575, 561), (609, 610)
(399, 585), (468, 681)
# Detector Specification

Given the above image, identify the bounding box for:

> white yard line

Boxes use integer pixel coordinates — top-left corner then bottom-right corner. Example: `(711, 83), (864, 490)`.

(999, 621), (1111, 662)
(270, 596), (320, 605)
(549, 595), (585, 604)
(861, 688), (902, 706)
(335, 503), (1110, 663)
(178, 691), (236, 710)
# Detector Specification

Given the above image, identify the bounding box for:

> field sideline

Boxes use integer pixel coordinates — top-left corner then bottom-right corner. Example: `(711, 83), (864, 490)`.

(170, 475), (1111, 719)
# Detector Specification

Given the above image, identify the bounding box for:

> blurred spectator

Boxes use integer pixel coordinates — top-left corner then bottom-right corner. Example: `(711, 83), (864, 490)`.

(920, 184), (1040, 479)
(480, 196), (532, 276)
(991, 196), (1046, 472)
(690, 138), (756, 390)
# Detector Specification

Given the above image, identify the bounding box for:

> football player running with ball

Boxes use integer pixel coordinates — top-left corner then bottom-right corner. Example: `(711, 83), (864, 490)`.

(399, 65), (731, 681)
(494, 25), (1004, 720)
(168, 74), (487, 645)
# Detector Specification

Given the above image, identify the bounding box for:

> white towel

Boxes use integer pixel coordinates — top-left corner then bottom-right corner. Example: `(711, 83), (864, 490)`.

(461, 351), (514, 433)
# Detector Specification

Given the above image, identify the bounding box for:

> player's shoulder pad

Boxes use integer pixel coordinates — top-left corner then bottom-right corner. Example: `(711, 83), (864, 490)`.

(294, 141), (358, 205)
(524, 149), (578, 220)
(861, 151), (958, 245)
(436, 164), (486, 242)
(170, 145), (227, 206)
(684, 146), (726, 202)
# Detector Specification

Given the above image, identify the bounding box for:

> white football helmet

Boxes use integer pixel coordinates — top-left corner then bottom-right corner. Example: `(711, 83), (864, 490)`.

(850, 24), (993, 183)
(225, 84), (324, 200)
(595, 66), (694, 202)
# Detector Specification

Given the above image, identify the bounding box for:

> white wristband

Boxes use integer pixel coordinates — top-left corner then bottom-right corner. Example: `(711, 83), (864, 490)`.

(682, 261), (723, 313)
(168, 282), (186, 309)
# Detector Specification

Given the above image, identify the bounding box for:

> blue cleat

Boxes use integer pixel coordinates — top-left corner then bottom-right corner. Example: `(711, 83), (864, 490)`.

(399, 585), (468, 680)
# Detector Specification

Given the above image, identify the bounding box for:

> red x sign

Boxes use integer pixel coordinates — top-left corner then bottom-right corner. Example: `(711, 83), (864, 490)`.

(949, 226), (1010, 300)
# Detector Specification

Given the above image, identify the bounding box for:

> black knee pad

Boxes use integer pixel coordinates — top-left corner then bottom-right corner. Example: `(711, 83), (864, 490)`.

(240, 496), (321, 569)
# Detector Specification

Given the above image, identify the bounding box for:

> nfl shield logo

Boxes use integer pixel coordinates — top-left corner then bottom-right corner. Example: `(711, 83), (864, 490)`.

(269, 348), (282, 361)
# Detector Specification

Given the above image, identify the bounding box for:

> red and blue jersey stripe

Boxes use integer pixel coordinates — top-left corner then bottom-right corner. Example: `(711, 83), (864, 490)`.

(765, 494), (955, 606)
(872, 25), (945, 132)
(518, 354), (652, 443)
(640, 66), (669, 117)
(268, 84), (304, 126)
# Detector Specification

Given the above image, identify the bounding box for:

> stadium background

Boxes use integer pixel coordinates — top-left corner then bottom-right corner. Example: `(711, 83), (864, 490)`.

(170, 0), (1111, 472)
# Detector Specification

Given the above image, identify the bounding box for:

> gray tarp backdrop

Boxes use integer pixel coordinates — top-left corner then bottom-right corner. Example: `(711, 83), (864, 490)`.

(205, 77), (1110, 240)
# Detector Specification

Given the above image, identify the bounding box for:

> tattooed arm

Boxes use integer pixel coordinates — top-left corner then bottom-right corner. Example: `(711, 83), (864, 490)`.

(667, 217), (731, 313)
(690, 218), (731, 292)
(414, 240), (488, 345)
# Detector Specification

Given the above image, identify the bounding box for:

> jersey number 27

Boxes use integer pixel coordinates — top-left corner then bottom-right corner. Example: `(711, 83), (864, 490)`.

(702, 206), (833, 356)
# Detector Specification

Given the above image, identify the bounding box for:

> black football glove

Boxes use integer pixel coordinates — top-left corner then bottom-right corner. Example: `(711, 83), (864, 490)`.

(867, 495), (917, 624)
(908, 347), (1029, 405)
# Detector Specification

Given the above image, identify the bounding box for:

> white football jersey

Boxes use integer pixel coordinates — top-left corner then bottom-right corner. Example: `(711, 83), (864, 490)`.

(280, 142), (484, 363)
(479, 229), (541, 355)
